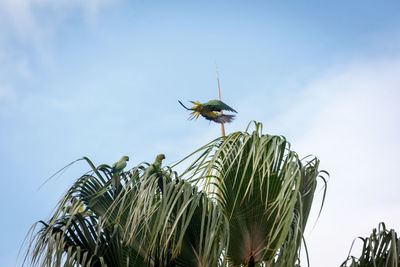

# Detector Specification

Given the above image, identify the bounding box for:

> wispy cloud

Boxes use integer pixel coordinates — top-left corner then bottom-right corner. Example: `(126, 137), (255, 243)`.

(0, 47), (30, 107)
(0, 0), (120, 109)
(0, 0), (40, 40)
(0, 0), (120, 53)
(0, 0), (118, 32)
(270, 57), (400, 266)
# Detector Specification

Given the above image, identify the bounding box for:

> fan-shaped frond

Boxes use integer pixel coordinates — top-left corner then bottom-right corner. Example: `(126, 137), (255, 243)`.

(24, 121), (327, 267)
(341, 222), (400, 267)
(175, 121), (327, 266)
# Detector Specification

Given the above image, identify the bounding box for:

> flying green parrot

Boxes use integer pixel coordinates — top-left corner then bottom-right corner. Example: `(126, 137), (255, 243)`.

(111, 156), (129, 189)
(178, 99), (237, 123)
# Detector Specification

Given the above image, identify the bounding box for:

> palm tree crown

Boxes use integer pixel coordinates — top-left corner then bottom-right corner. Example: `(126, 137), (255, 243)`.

(23, 122), (327, 267)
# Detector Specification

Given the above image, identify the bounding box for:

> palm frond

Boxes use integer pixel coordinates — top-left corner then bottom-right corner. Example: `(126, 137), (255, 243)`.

(341, 222), (400, 267)
(176, 121), (327, 266)
(24, 121), (327, 267)
(24, 158), (148, 266)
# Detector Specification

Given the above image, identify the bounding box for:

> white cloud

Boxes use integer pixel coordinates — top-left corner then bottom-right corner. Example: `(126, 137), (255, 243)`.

(0, 0), (37, 37)
(0, 0), (118, 24)
(270, 58), (400, 266)
(0, 0), (120, 111)
(0, 0), (121, 61)
(0, 48), (30, 109)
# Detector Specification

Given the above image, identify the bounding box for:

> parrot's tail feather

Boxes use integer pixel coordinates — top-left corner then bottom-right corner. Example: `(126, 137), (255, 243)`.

(178, 100), (190, 110)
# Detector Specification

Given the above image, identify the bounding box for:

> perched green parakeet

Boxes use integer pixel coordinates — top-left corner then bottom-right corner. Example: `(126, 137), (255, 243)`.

(178, 99), (237, 123)
(67, 197), (92, 216)
(111, 156), (129, 189)
(146, 154), (166, 191)
(147, 154), (165, 177)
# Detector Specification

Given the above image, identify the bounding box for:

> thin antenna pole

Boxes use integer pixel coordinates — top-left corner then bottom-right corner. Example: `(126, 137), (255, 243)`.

(216, 66), (226, 137)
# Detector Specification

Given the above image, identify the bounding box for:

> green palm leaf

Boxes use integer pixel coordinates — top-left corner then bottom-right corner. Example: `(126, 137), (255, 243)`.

(175, 121), (327, 266)
(24, 121), (327, 267)
(24, 158), (147, 266)
(341, 222), (400, 267)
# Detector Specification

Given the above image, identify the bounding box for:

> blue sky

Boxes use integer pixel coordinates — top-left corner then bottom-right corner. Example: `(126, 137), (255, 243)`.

(1, 1), (400, 266)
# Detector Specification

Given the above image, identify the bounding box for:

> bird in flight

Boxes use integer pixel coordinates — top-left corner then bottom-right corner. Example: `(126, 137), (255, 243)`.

(178, 99), (237, 124)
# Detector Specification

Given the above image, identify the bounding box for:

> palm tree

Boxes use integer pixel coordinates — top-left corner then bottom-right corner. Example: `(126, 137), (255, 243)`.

(23, 122), (327, 266)
(176, 121), (326, 266)
(341, 222), (400, 267)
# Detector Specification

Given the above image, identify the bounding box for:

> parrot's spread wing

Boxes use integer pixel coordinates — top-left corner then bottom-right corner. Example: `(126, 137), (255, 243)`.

(201, 113), (235, 124)
(202, 100), (237, 113)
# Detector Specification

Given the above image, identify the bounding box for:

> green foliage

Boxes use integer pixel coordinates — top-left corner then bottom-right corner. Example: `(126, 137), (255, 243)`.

(23, 122), (327, 266)
(341, 223), (400, 267)
(177, 121), (327, 266)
